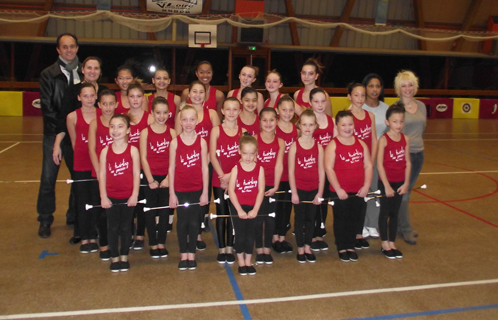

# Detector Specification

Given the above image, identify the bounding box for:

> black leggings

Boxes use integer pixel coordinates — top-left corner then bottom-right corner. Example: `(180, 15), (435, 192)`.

(294, 189), (318, 248)
(132, 171), (146, 237)
(143, 174), (170, 246)
(331, 192), (365, 251)
(275, 181), (292, 236)
(97, 208), (108, 247)
(72, 170), (99, 241)
(231, 203), (257, 254)
(107, 197), (135, 258)
(176, 190), (203, 253)
(313, 180), (330, 238)
(378, 180), (404, 242)
(255, 186), (276, 249)
(213, 187), (234, 248)
(199, 163), (213, 234)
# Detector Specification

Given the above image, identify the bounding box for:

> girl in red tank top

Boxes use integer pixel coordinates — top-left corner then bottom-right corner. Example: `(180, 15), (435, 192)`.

(264, 70), (283, 110)
(255, 108), (285, 265)
(88, 90), (117, 259)
(99, 114), (141, 272)
(227, 65), (265, 113)
(347, 83), (377, 247)
(293, 58), (332, 117)
(169, 105), (209, 270)
(181, 61), (225, 117)
(273, 96), (298, 253)
(114, 65), (148, 114)
(324, 111), (373, 262)
(377, 105), (411, 259)
(66, 83), (99, 253)
(288, 110), (325, 262)
(228, 135), (265, 275)
(210, 98), (245, 263)
(237, 87), (260, 136)
(148, 69), (180, 128)
(140, 96), (177, 258)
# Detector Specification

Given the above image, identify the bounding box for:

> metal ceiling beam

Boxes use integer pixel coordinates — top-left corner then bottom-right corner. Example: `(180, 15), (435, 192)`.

(452, 0), (483, 51)
(413, 0), (427, 51)
(139, 0), (157, 41)
(202, 0), (212, 15)
(284, 0), (300, 46)
(330, 0), (356, 47)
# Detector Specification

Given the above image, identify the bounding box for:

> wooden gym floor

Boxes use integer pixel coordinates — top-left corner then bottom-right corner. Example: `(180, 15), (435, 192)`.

(0, 116), (497, 320)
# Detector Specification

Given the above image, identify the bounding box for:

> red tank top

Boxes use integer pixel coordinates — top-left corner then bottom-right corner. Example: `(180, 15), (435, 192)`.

(174, 135), (203, 192)
(91, 116), (113, 177)
(313, 115), (335, 148)
(128, 111), (149, 149)
(330, 137), (365, 193)
(295, 139), (319, 191)
(106, 144), (134, 199)
(188, 86), (218, 111)
(295, 88), (311, 109)
(237, 115), (259, 136)
(114, 92), (129, 115)
(264, 93), (283, 109)
(148, 92), (177, 128)
(276, 124), (298, 182)
(234, 162), (261, 206)
(257, 134), (280, 187)
(382, 133), (407, 183)
(195, 109), (213, 149)
(73, 108), (93, 172)
(146, 126), (172, 176)
(212, 125), (242, 188)
(351, 110), (373, 154)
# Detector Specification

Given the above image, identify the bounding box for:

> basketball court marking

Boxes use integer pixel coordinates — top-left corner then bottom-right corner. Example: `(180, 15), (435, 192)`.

(0, 142), (19, 155)
(1, 278), (497, 319)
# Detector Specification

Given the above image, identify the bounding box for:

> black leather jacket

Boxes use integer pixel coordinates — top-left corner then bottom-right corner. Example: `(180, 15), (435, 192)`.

(39, 62), (82, 136)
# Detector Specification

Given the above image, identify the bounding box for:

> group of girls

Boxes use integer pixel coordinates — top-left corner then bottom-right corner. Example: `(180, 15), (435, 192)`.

(55, 54), (420, 274)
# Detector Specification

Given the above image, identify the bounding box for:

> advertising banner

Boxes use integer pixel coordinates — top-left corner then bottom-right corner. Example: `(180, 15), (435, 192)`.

(147, 0), (203, 14)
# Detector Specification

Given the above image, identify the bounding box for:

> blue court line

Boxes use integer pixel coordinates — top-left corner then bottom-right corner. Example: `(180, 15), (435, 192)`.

(344, 303), (498, 320)
(208, 219), (252, 320)
(38, 250), (59, 259)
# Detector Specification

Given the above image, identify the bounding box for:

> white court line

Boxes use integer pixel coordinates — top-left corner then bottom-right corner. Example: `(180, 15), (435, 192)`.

(425, 133), (498, 135)
(1, 278), (497, 319)
(0, 141), (41, 143)
(0, 133), (43, 136)
(0, 142), (20, 155)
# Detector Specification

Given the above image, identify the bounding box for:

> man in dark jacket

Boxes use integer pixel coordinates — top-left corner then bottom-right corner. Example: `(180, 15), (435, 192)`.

(37, 33), (82, 238)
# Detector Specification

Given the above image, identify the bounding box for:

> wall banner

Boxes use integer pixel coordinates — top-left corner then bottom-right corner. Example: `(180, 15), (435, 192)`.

(147, 0), (203, 14)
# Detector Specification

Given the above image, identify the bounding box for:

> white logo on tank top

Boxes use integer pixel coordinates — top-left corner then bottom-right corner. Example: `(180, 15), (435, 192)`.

(149, 139), (170, 153)
(180, 150), (200, 168)
(109, 158), (129, 176)
(339, 149), (363, 164)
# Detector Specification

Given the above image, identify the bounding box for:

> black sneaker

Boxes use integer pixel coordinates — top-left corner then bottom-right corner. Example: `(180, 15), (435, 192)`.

(69, 236), (81, 245)
(110, 261), (120, 273)
(120, 261), (130, 272)
(225, 253), (236, 265)
(133, 240), (144, 250)
(196, 240), (207, 251)
(188, 260), (197, 270)
(360, 238), (370, 249)
(282, 241), (293, 253)
(255, 254), (265, 264)
(393, 249), (403, 259)
(310, 242), (320, 252)
(338, 251), (350, 262)
(178, 260), (188, 270)
(89, 242), (99, 253)
(348, 251), (358, 262)
(79, 243), (90, 254)
(318, 240), (329, 251)
(150, 248), (160, 259)
(217, 253), (226, 264)
(247, 266), (256, 275)
(354, 239), (363, 250)
(382, 248), (396, 259)
(305, 253), (316, 263)
(38, 224), (51, 238)
(99, 250), (111, 261)
(264, 254), (273, 265)
(297, 254), (306, 263)
(272, 241), (284, 254)
(159, 248), (168, 258)
(238, 266), (248, 275)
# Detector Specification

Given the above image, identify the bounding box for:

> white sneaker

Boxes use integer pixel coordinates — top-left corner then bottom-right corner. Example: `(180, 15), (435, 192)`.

(362, 227), (370, 238)
(367, 227), (379, 238)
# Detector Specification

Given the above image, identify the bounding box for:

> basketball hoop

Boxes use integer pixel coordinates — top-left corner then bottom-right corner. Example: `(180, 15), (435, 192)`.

(198, 43), (209, 48)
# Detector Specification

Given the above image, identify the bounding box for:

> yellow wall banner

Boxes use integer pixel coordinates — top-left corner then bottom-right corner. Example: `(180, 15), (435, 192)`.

(147, 0), (203, 14)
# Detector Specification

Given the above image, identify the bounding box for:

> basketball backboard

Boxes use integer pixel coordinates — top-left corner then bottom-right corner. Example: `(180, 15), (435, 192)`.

(188, 24), (217, 48)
